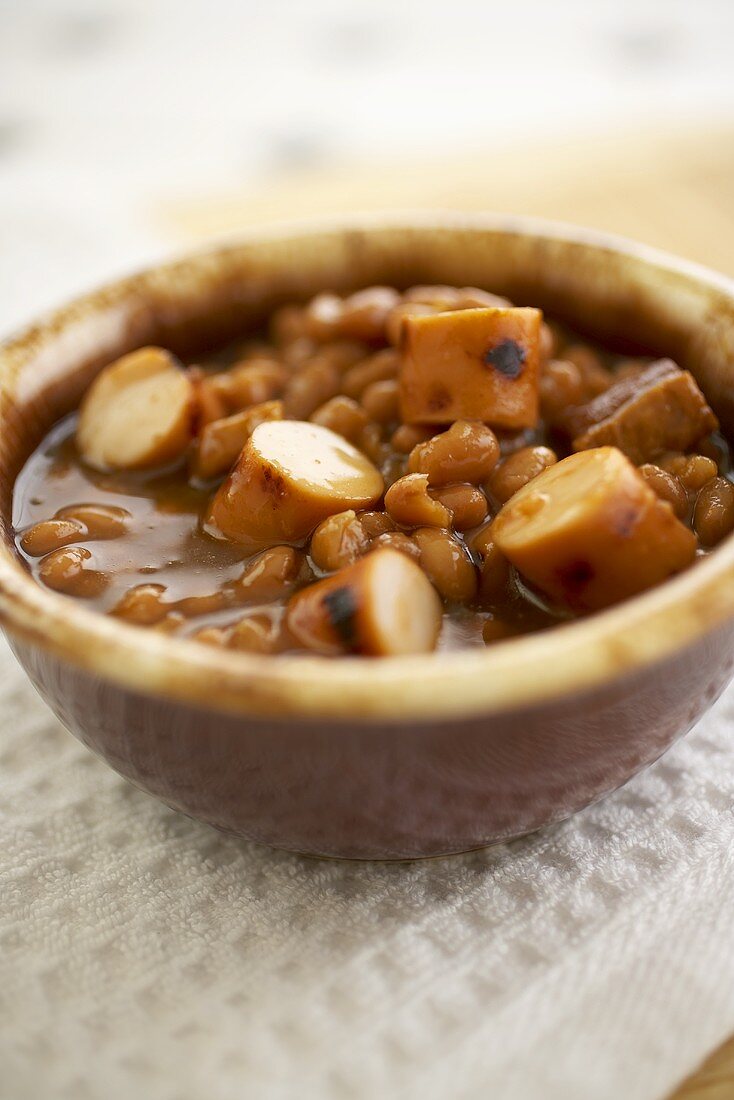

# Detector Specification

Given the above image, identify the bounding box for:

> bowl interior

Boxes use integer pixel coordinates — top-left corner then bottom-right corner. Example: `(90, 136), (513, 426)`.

(1, 215), (734, 720)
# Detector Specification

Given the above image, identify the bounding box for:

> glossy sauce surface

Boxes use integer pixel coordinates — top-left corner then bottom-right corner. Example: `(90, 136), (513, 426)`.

(14, 415), (249, 608)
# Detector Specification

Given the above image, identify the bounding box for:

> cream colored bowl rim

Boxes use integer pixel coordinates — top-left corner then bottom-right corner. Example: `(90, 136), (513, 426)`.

(1, 212), (734, 721)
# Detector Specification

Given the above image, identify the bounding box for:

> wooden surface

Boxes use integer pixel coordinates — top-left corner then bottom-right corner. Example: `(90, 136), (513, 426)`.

(674, 1035), (734, 1099)
(159, 125), (734, 278)
(157, 123), (734, 1099)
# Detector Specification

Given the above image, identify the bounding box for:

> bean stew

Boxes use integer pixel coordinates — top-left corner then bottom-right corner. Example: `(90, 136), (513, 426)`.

(12, 284), (734, 657)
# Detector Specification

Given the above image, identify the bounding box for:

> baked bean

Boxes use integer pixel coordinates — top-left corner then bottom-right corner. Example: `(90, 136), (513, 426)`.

(361, 379), (400, 424)
(229, 612), (286, 654)
(317, 340), (370, 374)
(192, 625), (231, 647)
(215, 358), (289, 412)
(487, 446), (557, 504)
(270, 305), (307, 346)
(637, 464), (689, 518)
(283, 358), (341, 419)
(657, 449), (681, 465)
(21, 518), (86, 556)
(281, 336), (318, 369)
(668, 454), (718, 493)
(431, 484), (488, 530)
(579, 361), (613, 395)
(478, 542), (512, 604)
(657, 451), (685, 473)
(693, 477), (734, 546)
(385, 474), (453, 529)
(310, 395), (370, 445)
(563, 344), (612, 396)
(614, 358), (647, 380)
(657, 451), (681, 471)
(154, 611), (186, 634)
(112, 583), (170, 624)
(372, 531), (421, 560)
(385, 302), (435, 346)
(38, 546), (109, 598)
(357, 511), (395, 538)
(390, 423), (435, 454)
(381, 453), (408, 489)
(413, 527), (478, 602)
(357, 421), (390, 466)
(338, 287), (400, 343)
(305, 288), (399, 344)
(310, 510), (369, 572)
(231, 546), (308, 602)
(55, 503), (130, 540)
(302, 292), (342, 341)
(539, 359), (586, 422)
(404, 285), (510, 311)
(402, 285), (460, 308)
(190, 367), (229, 426)
(539, 322), (556, 362)
(545, 321), (565, 356)
(191, 400), (284, 481)
(496, 428), (540, 456)
(175, 591), (228, 618)
(408, 421), (500, 486)
(342, 349), (399, 399)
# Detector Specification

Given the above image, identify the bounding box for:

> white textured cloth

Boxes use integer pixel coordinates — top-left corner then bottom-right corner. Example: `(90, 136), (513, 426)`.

(2, 633), (734, 1100)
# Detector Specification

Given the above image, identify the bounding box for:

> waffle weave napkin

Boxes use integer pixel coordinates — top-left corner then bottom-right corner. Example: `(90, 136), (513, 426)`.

(2, 631), (734, 1100)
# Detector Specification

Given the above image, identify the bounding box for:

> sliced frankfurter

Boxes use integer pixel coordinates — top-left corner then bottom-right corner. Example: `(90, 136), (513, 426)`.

(77, 346), (195, 471)
(205, 420), (384, 549)
(492, 446), (697, 613)
(286, 546), (442, 656)
(399, 306), (542, 428)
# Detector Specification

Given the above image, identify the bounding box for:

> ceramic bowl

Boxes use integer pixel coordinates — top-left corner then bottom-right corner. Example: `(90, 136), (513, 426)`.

(1, 215), (734, 859)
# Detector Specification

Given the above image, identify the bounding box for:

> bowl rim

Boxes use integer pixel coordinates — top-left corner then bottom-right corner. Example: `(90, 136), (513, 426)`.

(2, 210), (734, 721)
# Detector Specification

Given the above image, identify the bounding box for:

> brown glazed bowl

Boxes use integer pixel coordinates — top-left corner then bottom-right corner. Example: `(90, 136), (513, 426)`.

(1, 215), (734, 859)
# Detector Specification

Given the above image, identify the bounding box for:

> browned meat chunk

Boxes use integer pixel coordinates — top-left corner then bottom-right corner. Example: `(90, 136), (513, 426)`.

(568, 360), (718, 464)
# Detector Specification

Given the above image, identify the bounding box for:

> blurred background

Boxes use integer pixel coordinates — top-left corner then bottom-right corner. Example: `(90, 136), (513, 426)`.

(1, 0), (733, 336)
